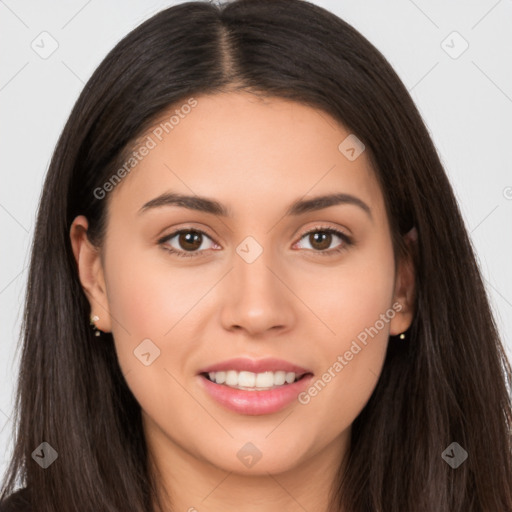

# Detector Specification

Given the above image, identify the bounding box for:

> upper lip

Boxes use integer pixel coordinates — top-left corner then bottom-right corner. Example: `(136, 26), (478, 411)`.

(198, 357), (313, 376)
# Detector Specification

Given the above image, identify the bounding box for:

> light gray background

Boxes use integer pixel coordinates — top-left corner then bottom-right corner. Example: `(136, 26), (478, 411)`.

(1, 0), (511, 481)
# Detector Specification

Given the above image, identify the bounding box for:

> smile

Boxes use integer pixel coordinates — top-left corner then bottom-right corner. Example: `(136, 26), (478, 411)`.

(198, 372), (314, 415)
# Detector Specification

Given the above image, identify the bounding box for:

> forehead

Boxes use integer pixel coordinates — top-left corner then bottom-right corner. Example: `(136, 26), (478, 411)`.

(108, 91), (384, 220)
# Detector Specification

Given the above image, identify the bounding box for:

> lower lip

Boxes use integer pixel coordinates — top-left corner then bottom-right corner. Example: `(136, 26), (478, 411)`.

(198, 373), (314, 415)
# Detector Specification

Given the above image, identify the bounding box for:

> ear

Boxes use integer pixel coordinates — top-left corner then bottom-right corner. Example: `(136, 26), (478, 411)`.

(69, 215), (112, 333)
(389, 226), (417, 335)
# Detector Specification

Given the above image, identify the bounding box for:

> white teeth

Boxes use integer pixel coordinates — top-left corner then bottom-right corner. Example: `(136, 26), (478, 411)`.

(205, 370), (302, 390)
(225, 370), (238, 386)
(256, 371), (274, 387)
(272, 371), (286, 386)
(238, 371), (256, 387)
(285, 372), (296, 384)
(209, 371), (225, 384)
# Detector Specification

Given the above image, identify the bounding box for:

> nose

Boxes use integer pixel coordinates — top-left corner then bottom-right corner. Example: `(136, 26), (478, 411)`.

(219, 243), (296, 337)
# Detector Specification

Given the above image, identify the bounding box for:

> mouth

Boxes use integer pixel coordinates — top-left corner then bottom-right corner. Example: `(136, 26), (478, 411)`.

(197, 360), (313, 415)
(200, 370), (313, 391)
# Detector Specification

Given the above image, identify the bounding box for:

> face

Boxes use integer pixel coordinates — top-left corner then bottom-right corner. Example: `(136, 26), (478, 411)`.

(71, 91), (414, 479)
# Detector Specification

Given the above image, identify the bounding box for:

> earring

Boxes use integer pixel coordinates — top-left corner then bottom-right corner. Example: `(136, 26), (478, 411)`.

(90, 314), (101, 337)
(399, 332), (406, 340)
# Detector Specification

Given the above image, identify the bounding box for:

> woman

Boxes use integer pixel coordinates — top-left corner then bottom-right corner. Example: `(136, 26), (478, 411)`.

(1, 0), (511, 510)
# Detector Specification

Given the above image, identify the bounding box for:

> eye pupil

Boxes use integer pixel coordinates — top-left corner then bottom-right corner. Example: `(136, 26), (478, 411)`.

(179, 231), (202, 251)
(310, 231), (332, 250)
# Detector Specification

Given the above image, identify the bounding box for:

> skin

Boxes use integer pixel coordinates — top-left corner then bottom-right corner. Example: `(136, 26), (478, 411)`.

(70, 91), (415, 512)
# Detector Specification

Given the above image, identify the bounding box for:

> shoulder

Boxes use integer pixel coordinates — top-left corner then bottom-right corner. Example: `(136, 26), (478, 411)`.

(0, 488), (31, 512)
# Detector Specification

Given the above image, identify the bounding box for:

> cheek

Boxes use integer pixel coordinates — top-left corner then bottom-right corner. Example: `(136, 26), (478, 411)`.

(101, 242), (174, 371)
(104, 239), (215, 337)
(293, 236), (395, 421)
(297, 236), (396, 344)
(102, 243), (211, 423)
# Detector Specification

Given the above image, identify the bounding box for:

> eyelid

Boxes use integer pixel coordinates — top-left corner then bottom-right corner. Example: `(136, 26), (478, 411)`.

(295, 224), (351, 241)
(155, 222), (218, 242)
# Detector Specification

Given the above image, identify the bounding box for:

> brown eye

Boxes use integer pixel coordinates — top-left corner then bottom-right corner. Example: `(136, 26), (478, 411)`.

(159, 229), (217, 258)
(177, 231), (203, 251)
(295, 227), (352, 255)
(308, 231), (333, 251)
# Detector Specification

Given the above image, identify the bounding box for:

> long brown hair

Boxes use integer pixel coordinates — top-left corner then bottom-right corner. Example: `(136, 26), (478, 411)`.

(1, 1), (511, 510)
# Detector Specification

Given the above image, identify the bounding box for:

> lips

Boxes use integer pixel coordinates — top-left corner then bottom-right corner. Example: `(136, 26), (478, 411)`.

(198, 371), (315, 415)
(197, 357), (312, 377)
(196, 357), (315, 415)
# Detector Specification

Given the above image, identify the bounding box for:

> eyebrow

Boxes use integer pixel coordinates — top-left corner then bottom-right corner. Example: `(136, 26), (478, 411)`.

(139, 191), (372, 220)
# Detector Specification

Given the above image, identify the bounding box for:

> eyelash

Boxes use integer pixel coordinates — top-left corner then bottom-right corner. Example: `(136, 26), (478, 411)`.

(158, 226), (353, 259)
